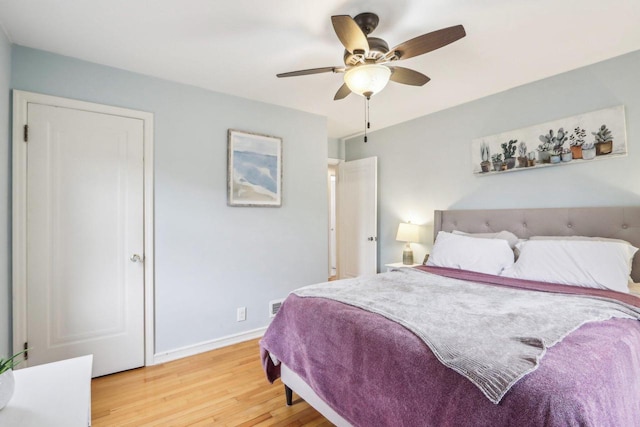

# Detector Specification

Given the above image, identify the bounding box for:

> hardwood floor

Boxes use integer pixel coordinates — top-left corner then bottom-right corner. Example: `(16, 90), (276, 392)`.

(92, 339), (333, 426)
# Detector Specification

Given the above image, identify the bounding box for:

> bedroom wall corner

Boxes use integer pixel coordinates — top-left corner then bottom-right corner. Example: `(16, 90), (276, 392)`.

(327, 137), (344, 160)
(10, 46), (329, 356)
(344, 49), (640, 273)
(0, 27), (11, 357)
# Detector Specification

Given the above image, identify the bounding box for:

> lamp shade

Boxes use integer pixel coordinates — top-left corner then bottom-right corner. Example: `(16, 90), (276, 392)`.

(396, 222), (420, 243)
(344, 64), (391, 97)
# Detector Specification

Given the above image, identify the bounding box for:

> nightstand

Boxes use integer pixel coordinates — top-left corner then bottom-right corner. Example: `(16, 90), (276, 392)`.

(0, 355), (92, 426)
(385, 262), (421, 272)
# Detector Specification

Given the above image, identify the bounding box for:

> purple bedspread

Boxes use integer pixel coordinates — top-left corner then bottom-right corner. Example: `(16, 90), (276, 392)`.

(260, 267), (640, 426)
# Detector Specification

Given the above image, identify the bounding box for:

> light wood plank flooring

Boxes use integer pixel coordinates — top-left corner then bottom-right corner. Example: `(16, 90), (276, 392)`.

(92, 338), (332, 426)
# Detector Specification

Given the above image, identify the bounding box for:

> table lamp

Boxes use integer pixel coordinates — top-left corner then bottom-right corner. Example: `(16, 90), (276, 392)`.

(396, 222), (420, 265)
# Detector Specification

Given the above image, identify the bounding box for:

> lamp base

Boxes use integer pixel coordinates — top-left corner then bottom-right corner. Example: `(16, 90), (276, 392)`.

(402, 244), (414, 265)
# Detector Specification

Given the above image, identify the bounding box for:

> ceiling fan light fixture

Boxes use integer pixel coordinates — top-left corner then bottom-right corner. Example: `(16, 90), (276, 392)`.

(344, 64), (391, 98)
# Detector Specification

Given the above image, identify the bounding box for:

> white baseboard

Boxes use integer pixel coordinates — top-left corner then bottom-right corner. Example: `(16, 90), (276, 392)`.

(152, 326), (267, 365)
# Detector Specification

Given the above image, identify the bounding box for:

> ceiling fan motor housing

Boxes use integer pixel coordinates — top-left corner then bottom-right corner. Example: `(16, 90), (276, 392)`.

(353, 12), (379, 35)
(343, 37), (389, 65)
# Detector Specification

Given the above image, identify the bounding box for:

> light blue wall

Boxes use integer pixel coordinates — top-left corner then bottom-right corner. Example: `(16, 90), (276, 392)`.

(11, 46), (328, 353)
(0, 30), (10, 358)
(328, 137), (344, 160)
(346, 50), (640, 272)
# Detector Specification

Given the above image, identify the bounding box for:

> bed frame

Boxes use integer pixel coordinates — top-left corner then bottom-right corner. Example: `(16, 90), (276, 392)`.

(280, 205), (640, 425)
(282, 365), (349, 426)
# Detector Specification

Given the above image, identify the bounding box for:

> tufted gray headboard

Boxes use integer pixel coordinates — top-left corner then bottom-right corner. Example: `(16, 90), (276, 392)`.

(434, 206), (640, 282)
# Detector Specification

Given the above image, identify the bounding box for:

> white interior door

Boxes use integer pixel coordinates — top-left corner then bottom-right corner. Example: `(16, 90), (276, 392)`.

(25, 102), (145, 377)
(337, 157), (377, 278)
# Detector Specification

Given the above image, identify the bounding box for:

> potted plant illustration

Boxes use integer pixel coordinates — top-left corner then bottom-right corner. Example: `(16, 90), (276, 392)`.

(501, 139), (517, 170)
(561, 147), (572, 162)
(527, 151), (536, 167)
(538, 128), (567, 164)
(582, 142), (596, 160)
(537, 130), (554, 163)
(0, 349), (27, 410)
(536, 143), (551, 163)
(517, 141), (528, 168)
(592, 124), (613, 155)
(480, 142), (491, 172)
(491, 153), (503, 172)
(569, 127), (586, 159)
(553, 127), (567, 160)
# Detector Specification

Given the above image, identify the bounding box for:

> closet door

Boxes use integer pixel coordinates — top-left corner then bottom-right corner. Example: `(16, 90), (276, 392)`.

(25, 102), (145, 377)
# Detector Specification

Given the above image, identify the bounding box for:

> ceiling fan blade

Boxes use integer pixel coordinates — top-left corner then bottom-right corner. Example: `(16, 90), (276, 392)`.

(334, 83), (351, 100)
(331, 15), (370, 54)
(277, 66), (344, 78)
(390, 25), (466, 61)
(389, 67), (431, 86)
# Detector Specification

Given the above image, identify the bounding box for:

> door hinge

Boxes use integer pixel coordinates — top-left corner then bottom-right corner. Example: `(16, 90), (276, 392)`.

(23, 124), (28, 142)
(24, 341), (28, 360)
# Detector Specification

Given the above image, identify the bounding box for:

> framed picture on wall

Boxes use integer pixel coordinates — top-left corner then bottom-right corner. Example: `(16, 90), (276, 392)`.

(227, 129), (282, 207)
(471, 105), (627, 176)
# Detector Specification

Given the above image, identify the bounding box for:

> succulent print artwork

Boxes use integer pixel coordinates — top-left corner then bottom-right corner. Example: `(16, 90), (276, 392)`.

(471, 106), (626, 176)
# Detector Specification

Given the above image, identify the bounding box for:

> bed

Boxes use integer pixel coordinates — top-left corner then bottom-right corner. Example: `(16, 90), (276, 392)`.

(260, 206), (640, 426)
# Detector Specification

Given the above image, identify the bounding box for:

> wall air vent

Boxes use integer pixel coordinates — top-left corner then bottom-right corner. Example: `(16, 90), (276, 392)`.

(269, 299), (285, 318)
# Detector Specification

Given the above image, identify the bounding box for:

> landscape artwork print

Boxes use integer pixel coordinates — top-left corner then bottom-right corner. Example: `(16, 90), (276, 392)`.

(471, 105), (627, 176)
(227, 129), (282, 207)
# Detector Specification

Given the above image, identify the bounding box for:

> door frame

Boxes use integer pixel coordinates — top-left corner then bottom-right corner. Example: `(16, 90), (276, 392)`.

(327, 158), (342, 278)
(12, 90), (156, 367)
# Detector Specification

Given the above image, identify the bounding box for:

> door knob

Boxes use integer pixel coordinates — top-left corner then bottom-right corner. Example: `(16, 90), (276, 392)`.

(130, 254), (143, 263)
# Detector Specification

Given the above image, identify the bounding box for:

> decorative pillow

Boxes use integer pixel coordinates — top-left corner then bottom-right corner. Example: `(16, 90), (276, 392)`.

(427, 231), (515, 275)
(452, 230), (519, 249)
(500, 240), (639, 293)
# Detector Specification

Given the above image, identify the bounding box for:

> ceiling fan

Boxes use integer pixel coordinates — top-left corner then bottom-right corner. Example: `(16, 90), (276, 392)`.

(277, 12), (466, 100)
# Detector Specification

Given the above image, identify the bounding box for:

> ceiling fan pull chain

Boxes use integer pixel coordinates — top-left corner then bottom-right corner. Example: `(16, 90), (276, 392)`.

(364, 96), (368, 143)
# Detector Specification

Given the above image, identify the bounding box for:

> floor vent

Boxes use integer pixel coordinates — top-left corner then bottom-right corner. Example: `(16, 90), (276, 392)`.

(269, 299), (284, 318)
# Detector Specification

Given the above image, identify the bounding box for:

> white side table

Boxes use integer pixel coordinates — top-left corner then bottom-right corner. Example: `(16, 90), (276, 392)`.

(385, 262), (422, 272)
(0, 355), (93, 426)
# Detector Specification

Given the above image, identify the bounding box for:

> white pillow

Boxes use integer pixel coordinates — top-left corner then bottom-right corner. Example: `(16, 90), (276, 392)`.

(529, 235), (635, 264)
(452, 230), (519, 249)
(426, 231), (515, 275)
(529, 235), (633, 245)
(500, 240), (638, 293)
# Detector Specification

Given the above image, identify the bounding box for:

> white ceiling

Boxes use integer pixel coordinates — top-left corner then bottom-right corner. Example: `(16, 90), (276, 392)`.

(1, 0), (639, 139)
